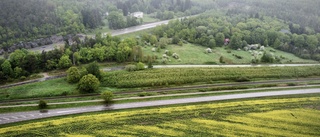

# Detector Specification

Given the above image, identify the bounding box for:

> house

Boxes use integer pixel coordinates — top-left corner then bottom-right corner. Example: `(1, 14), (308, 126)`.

(130, 12), (144, 18)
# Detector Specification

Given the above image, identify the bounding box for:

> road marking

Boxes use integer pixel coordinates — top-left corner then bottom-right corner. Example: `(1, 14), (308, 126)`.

(11, 116), (18, 119)
(57, 110), (79, 114)
(19, 115), (26, 118)
(1, 117), (10, 120)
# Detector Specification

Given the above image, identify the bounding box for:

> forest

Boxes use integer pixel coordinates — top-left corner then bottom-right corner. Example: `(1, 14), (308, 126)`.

(1, 0), (319, 51)
(0, 0), (201, 51)
(0, 0), (320, 83)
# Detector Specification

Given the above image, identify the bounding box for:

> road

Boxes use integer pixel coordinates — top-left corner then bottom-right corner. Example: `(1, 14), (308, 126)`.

(28, 18), (179, 53)
(0, 88), (319, 125)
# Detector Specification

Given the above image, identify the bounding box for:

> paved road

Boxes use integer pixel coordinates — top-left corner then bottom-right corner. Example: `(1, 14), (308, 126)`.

(0, 88), (319, 125)
(109, 20), (171, 36)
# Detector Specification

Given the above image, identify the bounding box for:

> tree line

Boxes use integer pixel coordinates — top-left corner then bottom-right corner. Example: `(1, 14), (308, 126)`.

(0, 33), (147, 84)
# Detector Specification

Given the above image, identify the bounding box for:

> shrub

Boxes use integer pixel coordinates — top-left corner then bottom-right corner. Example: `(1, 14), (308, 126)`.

(138, 92), (148, 97)
(101, 91), (114, 103)
(38, 100), (47, 109)
(219, 56), (225, 63)
(148, 62), (153, 69)
(235, 76), (250, 82)
(66, 67), (81, 83)
(172, 53), (179, 59)
(86, 61), (102, 80)
(78, 74), (100, 93)
(136, 62), (145, 70)
(125, 65), (137, 72)
(261, 52), (275, 63)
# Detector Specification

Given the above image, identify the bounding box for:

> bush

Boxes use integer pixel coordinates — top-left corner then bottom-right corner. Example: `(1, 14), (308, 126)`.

(148, 62), (153, 69)
(66, 67), (81, 83)
(86, 61), (102, 80)
(235, 77), (250, 82)
(78, 74), (100, 93)
(172, 53), (179, 59)
(125, 65), (137, 72)
(38, 100), (47, 109)
(101, 91), (114, 103)
(219, 56), (225, 63)
(136, 62), (145, 70)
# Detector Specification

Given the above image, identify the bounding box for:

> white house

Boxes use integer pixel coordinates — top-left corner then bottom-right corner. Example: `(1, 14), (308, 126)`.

(130, 12), (144, 18)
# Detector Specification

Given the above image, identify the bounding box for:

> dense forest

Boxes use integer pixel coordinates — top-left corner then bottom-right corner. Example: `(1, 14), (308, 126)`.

(1, 0), (320, 83)
(0, 0), (204, 51)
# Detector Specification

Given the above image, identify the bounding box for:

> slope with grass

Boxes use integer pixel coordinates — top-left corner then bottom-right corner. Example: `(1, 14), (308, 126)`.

(0, 95), (319, 136)
(142, 43), (317, 65)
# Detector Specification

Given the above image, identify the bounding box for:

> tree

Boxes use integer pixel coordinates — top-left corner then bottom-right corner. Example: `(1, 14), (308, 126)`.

(1, 60), (13, 78)
(209, 39), (216, 48)
(86, 61), (102, 80)
(261, 52), (275, 63)
(58, 55), (72, 69)
(108, 11), (126, 29)
(230, 35), (242, 49)
(13, 67), (23, 79)
(215, 33), (225, 46)
(101, 91), (114, 103)
(67, 67), (81, 83)
(78, 74), (100, 93)
(9, 49), (27, 67)
(38, 100), (47, 109)
(306, 35), (319, 52)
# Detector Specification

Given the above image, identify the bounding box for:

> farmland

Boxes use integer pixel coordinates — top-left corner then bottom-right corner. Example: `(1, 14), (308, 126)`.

(0, 95), (319, 136)
(104, 66), (320, 88)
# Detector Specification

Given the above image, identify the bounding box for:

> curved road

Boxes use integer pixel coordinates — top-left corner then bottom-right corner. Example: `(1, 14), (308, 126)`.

(29, 18), (180, 53)
(0, 88), (319, 125)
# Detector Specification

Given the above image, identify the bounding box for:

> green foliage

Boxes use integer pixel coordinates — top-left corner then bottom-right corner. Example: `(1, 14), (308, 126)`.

(1, 60), (13, 78)
(86, 62), (102, 80)
(103, 66), (320, 88)
(101, 91), (114, 103)
(125, 65), (137, 72)
(136, 62), (145, 71)
(219, 56), (225, 64)
(58, 55), (72, 69)
(38, 99), (47, 109)
(261, 52), (275, 63)
(147, 62), (153, 69)
(66, 67), (81, 83)
(78, 74), (100, 93)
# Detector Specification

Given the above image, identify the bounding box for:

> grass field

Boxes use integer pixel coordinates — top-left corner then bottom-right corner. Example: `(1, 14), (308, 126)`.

(0, 78), (77, 100)
(104, 66), (320, 88)
(1, 95), (319, 136)
(142, 43), (317, 64)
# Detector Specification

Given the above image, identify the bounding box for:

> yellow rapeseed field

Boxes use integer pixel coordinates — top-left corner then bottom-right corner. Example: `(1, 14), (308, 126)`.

(1, 96), (319, 136)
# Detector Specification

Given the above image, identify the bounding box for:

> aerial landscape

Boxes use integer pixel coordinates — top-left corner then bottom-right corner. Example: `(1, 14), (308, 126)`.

(0, 0), (319, 136)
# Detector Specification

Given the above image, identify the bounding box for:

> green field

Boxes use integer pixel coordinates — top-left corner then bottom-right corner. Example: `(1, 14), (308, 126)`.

(104, 66), (320, 88)
(142, 43), (317, 65)
(0, 78), (77, 100)
(1, 95), (319, 136)
(1, 66), (320, 100)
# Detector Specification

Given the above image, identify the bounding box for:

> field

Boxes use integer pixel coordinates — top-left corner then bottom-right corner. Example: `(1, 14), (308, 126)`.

(1, 95), (319, 136)
(142, 43), (317, 64)
(104, 66), (320, 88)
(0, 78), (77, 100)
